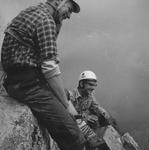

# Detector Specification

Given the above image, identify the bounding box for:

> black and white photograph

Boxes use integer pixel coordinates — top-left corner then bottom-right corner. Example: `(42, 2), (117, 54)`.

(0, 0), (149, 150)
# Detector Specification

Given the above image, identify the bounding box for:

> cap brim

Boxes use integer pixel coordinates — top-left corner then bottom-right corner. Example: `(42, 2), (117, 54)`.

(71, 1), (80, 13)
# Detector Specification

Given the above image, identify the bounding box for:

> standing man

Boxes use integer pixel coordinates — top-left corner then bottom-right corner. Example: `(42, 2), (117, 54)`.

(1, 0), (85, 150)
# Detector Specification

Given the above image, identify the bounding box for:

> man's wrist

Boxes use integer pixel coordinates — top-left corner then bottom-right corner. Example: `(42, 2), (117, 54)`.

(65, 102), (69, 109)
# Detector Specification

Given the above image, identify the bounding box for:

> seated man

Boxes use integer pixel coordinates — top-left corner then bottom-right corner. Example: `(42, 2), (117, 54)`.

(1, 0), (85, 149)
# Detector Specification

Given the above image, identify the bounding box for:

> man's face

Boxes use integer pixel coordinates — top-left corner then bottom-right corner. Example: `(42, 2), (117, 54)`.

(82, 80), (97, 96)
(58, 0), (73, 21)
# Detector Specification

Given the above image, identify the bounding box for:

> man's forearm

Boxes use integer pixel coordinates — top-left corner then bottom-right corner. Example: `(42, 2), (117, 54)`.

(41, 60), (69, 108)
(46, 74), (69, 108)
(97, 106), (111, 119)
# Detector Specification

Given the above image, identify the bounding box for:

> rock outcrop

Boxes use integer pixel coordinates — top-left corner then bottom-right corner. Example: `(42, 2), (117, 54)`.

(0, 95), (51, 150)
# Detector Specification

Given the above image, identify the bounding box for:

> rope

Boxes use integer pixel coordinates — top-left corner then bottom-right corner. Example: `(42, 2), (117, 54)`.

(0, 71), (7, 95)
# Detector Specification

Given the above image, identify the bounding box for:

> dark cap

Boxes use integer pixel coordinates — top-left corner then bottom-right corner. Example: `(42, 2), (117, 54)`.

(71, 0), (80, 13)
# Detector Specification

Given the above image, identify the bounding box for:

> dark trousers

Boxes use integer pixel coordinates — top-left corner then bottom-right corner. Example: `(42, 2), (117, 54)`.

(4, 69), (85, 150)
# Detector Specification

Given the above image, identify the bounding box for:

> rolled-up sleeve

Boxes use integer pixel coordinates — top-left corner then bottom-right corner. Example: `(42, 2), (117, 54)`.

(36, 16), (61, 78)
(41, 60), (61, 78)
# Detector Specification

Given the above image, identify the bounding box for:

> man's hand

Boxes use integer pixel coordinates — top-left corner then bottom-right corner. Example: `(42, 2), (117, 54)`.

(98, 106), (111, 119)
(86, 114), (98, 124)
(107, 116), (116, 124)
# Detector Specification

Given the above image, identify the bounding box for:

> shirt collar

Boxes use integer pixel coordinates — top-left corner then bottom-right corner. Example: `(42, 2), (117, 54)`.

(37, 2), (54, 19)
(43, 2), (54, 16)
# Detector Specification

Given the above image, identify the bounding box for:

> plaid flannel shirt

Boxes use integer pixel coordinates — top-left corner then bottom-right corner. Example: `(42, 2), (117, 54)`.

(1, 2), (61, 72)
(69, 89), (109, 119)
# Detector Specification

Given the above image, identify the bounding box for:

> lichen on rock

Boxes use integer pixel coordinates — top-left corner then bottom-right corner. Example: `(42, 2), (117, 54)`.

(0, 95), (51, 150)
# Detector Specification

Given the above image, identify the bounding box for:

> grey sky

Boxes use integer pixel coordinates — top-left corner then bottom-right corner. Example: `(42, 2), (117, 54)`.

(0, 0), (149, 137)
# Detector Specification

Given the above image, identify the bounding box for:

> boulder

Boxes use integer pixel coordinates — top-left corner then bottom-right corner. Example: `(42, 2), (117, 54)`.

(0, 94), (51, 150)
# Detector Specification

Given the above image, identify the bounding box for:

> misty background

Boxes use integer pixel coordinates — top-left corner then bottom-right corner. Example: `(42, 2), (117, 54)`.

(0, 0), (149, 149)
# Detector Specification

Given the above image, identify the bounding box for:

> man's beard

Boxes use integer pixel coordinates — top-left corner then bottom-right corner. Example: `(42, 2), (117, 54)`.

(81, 89), (92, 97)
(54, 10), (62, 24)
(53, 11), (63, 35)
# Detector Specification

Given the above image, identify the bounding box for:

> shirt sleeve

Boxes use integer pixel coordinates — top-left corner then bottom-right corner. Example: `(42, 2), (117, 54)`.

(36, 17), (59, 63)
(90, 95), (110, 119)
(41, 60), (61, 78)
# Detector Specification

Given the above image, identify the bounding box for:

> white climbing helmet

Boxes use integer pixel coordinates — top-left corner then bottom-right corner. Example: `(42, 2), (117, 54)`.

(79, 70), (97, 81)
